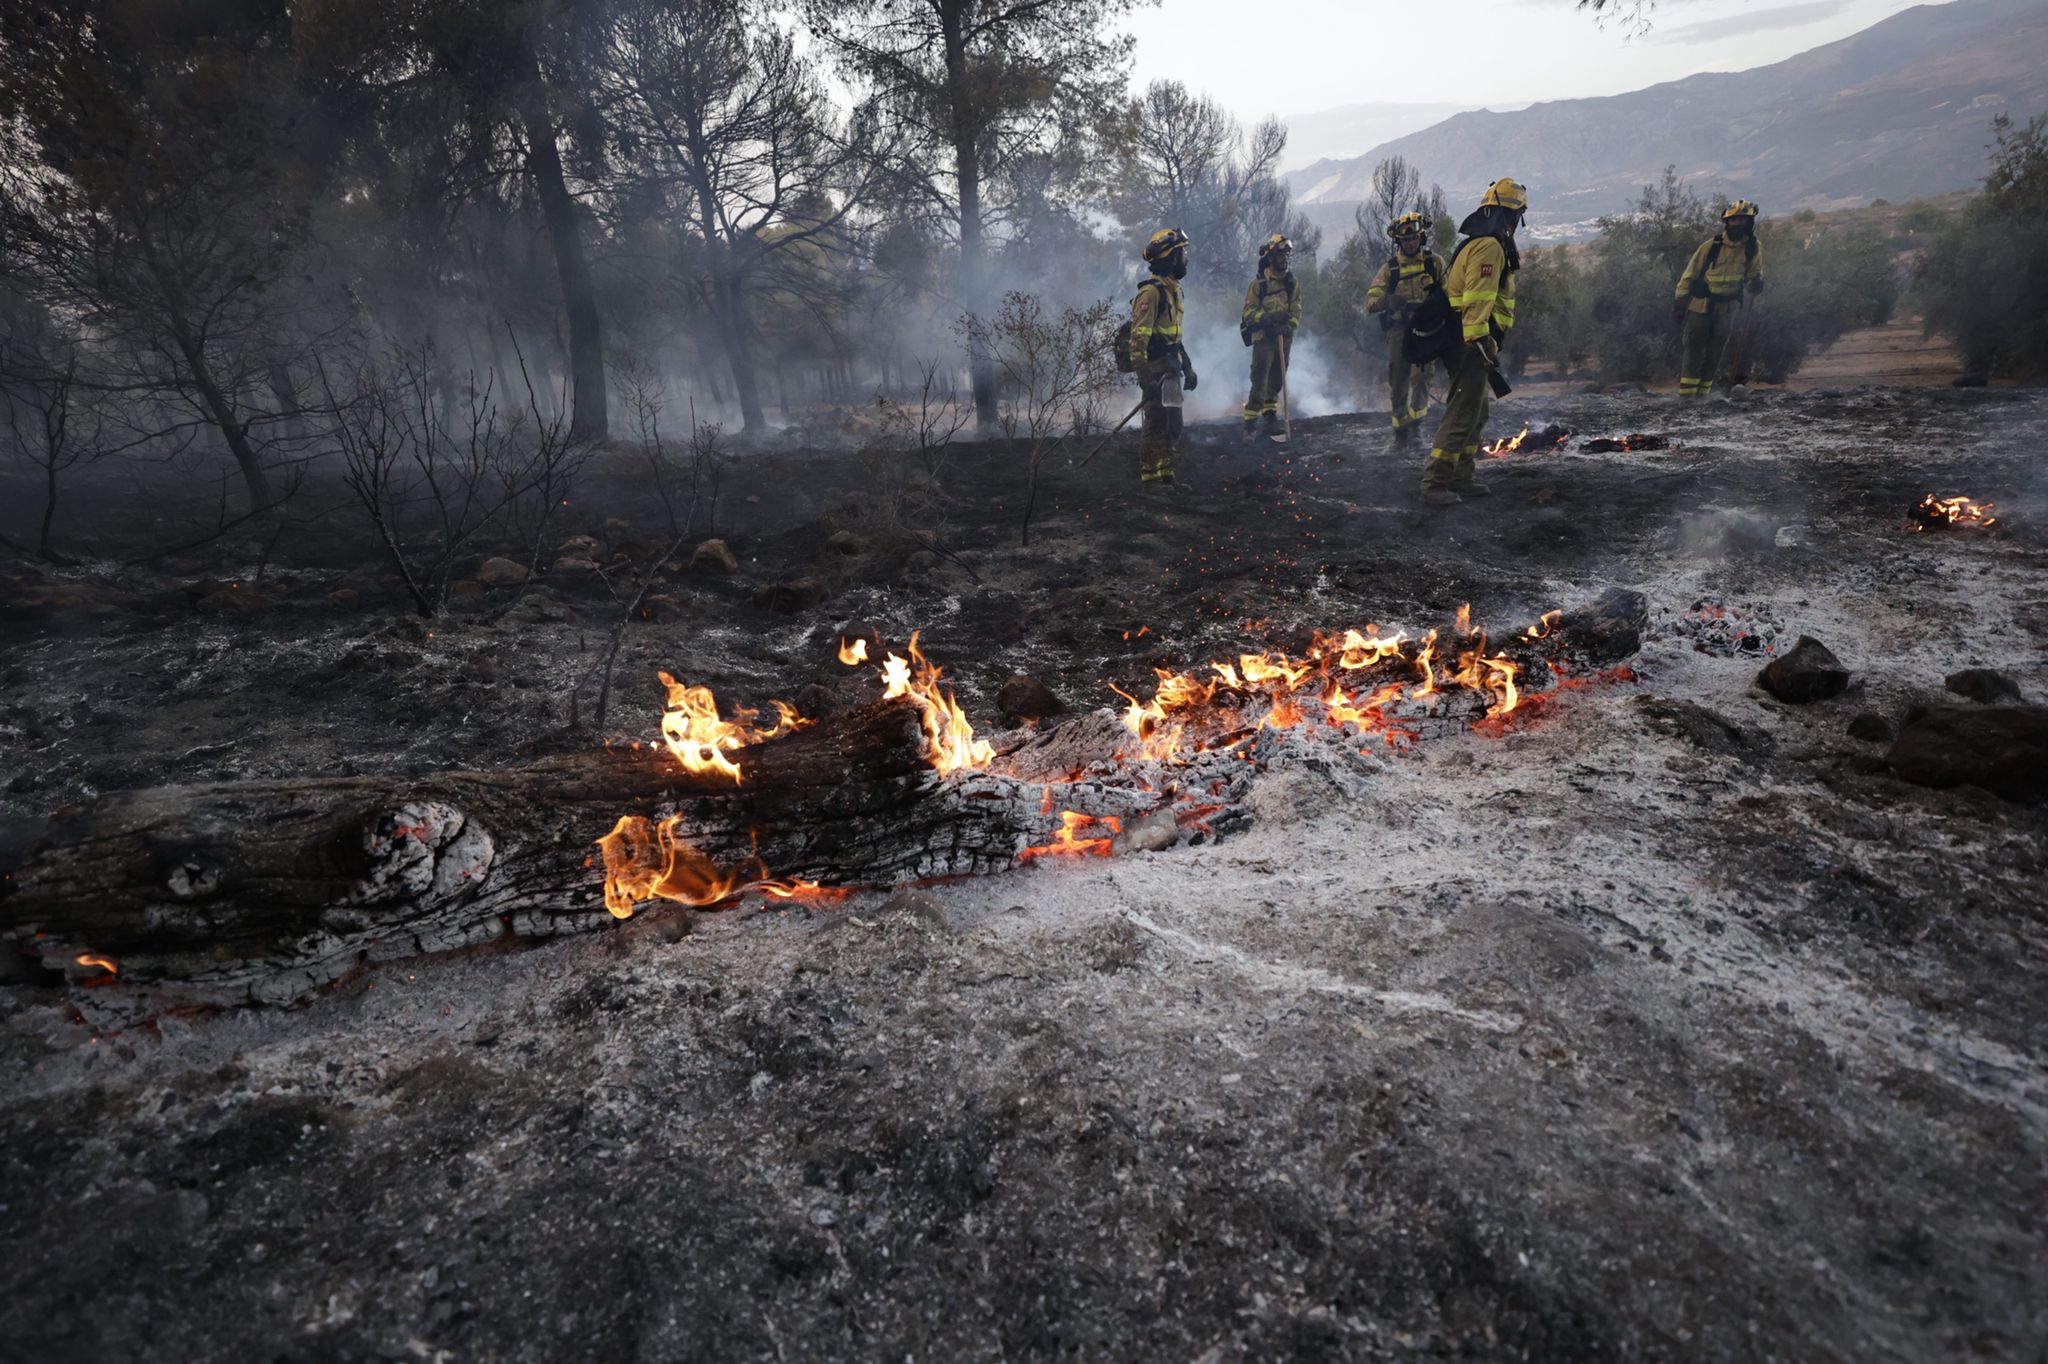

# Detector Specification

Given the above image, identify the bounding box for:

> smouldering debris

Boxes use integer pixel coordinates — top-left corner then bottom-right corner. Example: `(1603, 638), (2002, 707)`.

(1672, 597), (1783, 658)
(1908, 493), (1997, 532)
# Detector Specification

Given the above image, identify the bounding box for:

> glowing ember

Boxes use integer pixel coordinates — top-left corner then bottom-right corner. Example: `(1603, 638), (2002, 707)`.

(1017, 810), (1122, 862)
(595, 815), (845, 917)
(881, 631), (995, 774)
(655, 673), (810, 785)
(75, 953), (117, 976)
(1676, 597), (1781, 657)
(1579, 433), (1670, 453)
(598, 605), (1623, 913)
(1909, 494), (1997, 531)
(1109, 604), (1547, 754)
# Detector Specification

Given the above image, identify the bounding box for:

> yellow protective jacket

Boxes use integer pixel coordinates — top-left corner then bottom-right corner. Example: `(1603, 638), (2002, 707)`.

(1240, 267), (1301, 337)
(1128, 274), (1185, 376)
(1366, 249), (1442, 316)
(1676, 232), (1764, 314)
(1447, 236), (1515, 342)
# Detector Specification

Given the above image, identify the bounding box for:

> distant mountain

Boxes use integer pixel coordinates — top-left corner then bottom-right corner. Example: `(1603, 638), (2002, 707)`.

(1284, 0), (2048, 242)
(1277, 100), (1478, 170)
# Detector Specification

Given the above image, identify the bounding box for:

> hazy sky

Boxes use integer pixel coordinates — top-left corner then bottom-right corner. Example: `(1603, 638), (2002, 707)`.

(1128, 0), (1959, 167)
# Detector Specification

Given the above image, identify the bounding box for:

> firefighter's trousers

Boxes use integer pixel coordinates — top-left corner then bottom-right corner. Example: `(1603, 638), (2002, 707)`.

(1680, 300), (1744, 397)
(1388, 346), (1433, 436)
(1243, 333), (1288, 422)
(1139, 380), (1183, 482)
(1422, 343), (1490, 492)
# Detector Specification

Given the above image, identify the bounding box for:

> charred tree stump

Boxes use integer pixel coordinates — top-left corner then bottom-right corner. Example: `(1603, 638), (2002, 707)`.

(0, 702), (1111, 1005)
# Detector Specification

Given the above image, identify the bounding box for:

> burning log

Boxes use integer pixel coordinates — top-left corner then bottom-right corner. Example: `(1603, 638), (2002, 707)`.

(3, 594), (1649, 1006)
(0, 703), (1069, 1005)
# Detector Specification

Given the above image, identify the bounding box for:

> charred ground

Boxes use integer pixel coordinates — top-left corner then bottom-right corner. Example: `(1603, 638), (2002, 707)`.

(2, 387), (2045, 1362)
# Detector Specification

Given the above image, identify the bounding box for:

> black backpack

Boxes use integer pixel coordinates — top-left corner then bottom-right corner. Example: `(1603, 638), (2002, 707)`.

(1401, 237), (1511, 366)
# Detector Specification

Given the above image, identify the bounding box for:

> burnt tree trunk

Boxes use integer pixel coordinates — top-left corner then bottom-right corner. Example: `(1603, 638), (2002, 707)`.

(941, 5), (998, 434)
(1, 703), (1141, 1006)
(518, 58), (606, 443)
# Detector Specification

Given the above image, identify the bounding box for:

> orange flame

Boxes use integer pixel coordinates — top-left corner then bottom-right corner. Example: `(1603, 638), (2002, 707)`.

(880, 632), (994, 774)
(655, 673), (810, 785)
(1910, 494), (1996, 531)
(76, 953), (117, 976)
(1106, 604), (1565, 754)
(1317, 626), (1409, 670)
(1412, 629), (1439, 697)
(1483, 425), (1530, 457)
(838, 637), (869, 665)
(595, 815), (841, 917)
(1018, 810), (1122, 862)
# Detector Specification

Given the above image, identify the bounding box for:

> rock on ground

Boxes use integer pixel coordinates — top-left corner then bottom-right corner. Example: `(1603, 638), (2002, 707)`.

(1946, 668), (2025, 704)
(1888, 703), (2048, 802)
(1758, 634), (1850, 703)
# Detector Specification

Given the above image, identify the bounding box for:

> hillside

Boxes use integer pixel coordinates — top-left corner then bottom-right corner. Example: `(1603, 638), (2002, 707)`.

(1285, 0), (2047, 239)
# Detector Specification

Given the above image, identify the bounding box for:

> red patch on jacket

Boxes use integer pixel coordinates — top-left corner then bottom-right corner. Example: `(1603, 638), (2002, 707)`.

(1478, 264), (1494, 277)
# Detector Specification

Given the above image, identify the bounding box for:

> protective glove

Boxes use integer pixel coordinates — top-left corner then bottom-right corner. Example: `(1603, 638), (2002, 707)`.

(1365, 296), (1384, 315)
(1476, 335), (1500, 369)
(1181, 355), (1199, 392)
(1748, 277), (1765, 296)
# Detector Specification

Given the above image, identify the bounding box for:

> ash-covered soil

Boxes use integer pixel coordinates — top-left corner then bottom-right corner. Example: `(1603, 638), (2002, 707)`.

(2, 388), (2045, 1362)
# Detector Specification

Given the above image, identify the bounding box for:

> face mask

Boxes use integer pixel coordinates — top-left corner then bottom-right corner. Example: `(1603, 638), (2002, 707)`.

(1170, 253), (1189, 279)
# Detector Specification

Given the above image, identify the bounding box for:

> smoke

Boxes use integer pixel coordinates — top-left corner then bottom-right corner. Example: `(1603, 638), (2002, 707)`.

(1178, 320), (1353, 425)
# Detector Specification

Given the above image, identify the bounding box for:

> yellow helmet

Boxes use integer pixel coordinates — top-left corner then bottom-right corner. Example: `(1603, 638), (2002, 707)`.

(1480, 178), (1528, 212)
(1388, 212), (1428, 239)
(1262, 233), (1293, 255)
(1722, 199), (1759, 220)
(1143, 227), (1191, 262)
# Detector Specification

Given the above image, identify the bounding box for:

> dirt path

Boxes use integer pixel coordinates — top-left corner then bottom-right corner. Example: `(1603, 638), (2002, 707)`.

(1791, 316), (1970, 388)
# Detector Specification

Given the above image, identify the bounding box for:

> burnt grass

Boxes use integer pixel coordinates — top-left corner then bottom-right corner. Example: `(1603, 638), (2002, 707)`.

(2, 387), (2046, 1361)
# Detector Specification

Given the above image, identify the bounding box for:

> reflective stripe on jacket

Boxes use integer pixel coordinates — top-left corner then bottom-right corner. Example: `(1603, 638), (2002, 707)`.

(1676, 232), (1764, 315)
(1240, 268), (1301, 334)
(1447, 236), (1514, 342)
(1367, 251), (1439, 314)
(1129, 275), (1185, 369)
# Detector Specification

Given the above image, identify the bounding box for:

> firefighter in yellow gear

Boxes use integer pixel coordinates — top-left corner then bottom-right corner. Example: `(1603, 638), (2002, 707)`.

(1240, 234), (1301, 436)
(1422, 178), (1525, 505)
(1675, 201), (1765, 398)
(1129, 228), (1196, 484)
(1366, 212), (1445, 448)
